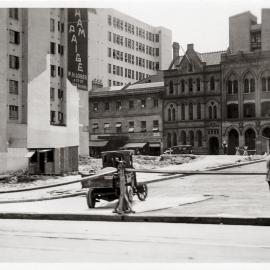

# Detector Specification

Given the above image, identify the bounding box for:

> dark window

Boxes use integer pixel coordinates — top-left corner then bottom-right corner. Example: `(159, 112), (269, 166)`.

(155, 34), (159, 42)
(105, 102), (110, 111)
(156, 48), (159, 56)
(9, 8), (18, 20)
(129, 100), (134, 109)
(169, 81), (174, 94)
(172, 108), (176, 121)
(181, 80), (185, 92)
(181, 104), (185, 120)
(9, 30), (20, 44)
(58, 112), (64, 124)
(181, 131), (187, 145)
(167, 133), (171, 148)
(153, 98), (158, 108)
(58, 21), (60, 31)
(108, 64), (111, 73)
(128, 121), (134, 133)
(141, 99), (146, 108)
(47, 150), (54, 162)
(189, 103), (193, 120)
(196, 78), (200, 91)
(93, 103), (98, 111)
(189, 131), (194, 146)
(188, 63), (193, 72)
(262, 77), (267, 91)
(50, 65), (56, 77)
(244, 79), (249, 93)
(116, 101), (122, 110)
(58, 89), (63, 100)
(9, 55), (19, 69)
(50, 87), (55, 100)
(173, 132), (177, 146)
(61, 23), (64, 33)
(168, 108), (171, 121)
(208, 106), (213, 119)
(9, 80), (18, 94)
(116, 122), (122, 133)
(213, 105), (217, 119)
(210, 77), (215, 91)
(50, 42), (56, 54)
(141, 121), (146, 132)
(233, 80), (238, 94)
(50, 111), (56, 123)
(197, 103), (201, 120)
(9, 105), (19, 120)
(50, 18), (55, 32)
(250, 78), (255, 92)
(227, 104), (238, 119)
(188, 78), (193, 92)
(261, 101), (270, 117)
(227, 80), (233, 94)
(243, 103), (255, 118)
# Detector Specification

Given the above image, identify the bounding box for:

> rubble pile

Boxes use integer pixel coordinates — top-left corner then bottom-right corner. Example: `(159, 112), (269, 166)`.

(79, 155), (102, 174)
(1, 170), (41, 183)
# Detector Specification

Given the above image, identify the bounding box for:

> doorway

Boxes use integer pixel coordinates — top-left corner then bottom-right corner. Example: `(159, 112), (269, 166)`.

(228, 129), (239, 155)
(244, 128), (256, 150)
(209, 137), (219, 155)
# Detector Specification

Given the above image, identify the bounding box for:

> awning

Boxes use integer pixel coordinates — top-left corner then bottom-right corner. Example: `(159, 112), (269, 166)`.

(149, 143), (161, 148)
(122, 142), (146, 149)
(104, 123), (110, 128)
(89, 140), (108, 147)
(152, 127), (159, 132)
(128, 128), (134, 132)
(39, 149), (52, 153)
(24, 151), (36, 158)
(92, 123), (98, 129)
(115, 123), (122, 127)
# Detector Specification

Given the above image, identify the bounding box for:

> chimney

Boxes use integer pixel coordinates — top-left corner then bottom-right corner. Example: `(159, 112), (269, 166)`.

(187, 43), (194, 50)
(172, 42), (180, 59)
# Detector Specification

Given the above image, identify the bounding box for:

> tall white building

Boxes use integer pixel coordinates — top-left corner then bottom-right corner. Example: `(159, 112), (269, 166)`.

(88, 8), (172, 88)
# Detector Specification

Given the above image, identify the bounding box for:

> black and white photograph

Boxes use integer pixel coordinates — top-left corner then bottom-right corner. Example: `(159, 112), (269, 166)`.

(1, 0), (270, 266)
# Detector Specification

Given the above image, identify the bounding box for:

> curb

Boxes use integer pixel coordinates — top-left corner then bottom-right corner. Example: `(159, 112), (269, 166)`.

(0, 212), (270, 226)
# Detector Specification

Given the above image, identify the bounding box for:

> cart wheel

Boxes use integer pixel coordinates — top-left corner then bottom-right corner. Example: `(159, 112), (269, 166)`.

(137, 184), (148, 201)
(87, 189), (96, 208)
(127, 186), (134, 203)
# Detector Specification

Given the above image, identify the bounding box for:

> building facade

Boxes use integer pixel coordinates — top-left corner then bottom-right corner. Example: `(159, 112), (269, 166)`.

(221, 9), (270, 155)
(88, 8), (172, 88)
(89, 81), (164, 157)
(0, 8), (80, 174)
(163, 43), (224, 154)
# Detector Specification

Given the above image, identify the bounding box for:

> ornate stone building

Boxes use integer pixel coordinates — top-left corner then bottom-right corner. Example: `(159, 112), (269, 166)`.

(221, 9), (270, 154)
(163, 43), (225, 154)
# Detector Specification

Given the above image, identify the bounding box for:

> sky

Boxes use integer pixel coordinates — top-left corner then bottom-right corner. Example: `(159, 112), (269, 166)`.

(2, 0), (270, 53)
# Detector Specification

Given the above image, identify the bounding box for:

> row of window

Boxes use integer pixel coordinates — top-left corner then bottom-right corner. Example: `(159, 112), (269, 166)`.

(227, 102), (270, 118)
(50, 65), (64, 78)
(50, 42), (64, 55)
(92, 98), (159, 112)
(108, 32), (159, 56)
(50, 18), (64, 33)
(50, 88), (64, 101)
(167, 130), (203, 148)
(50, 110), (64, 125)
(227, 77), (270, 94)
(92, 120), (159, 134)
(108, 80), (124, 86)
(108, 48), (159, 70)
(168, 77), (216, 95)
(108, 64), (149, 80)
(107, 15), (159, 42)
(167, 102), (218, 121)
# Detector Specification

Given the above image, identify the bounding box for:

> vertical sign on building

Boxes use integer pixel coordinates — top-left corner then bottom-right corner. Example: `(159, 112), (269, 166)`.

(68, 8), (88, 91)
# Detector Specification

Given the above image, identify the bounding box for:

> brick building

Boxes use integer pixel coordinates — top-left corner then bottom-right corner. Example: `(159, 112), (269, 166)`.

(163, 43), (225, 154)
(221, 9), (270, 154)
(89, 79), (164, 156)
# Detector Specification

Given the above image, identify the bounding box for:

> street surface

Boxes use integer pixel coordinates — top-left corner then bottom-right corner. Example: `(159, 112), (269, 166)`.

(1, 219), (270, 262)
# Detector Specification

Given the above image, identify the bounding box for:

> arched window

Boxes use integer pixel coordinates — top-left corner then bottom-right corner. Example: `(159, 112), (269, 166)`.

(181, 131), (186, 145)
(189, 103), (193, 120)
(243, 72), (255, 93)
(172, 108), (176, 121)
(197, 130), (202, 147)
(227, 80), (233, 94)
(213, 105), (217, 119)
(167, 133), (172, 148)
(197, 103), (201, 120)
(168, 107), (171, 121)
(169, 81), (174, 94)
(208, 106), (213, 120)
(189, 130), (194, 146)
(210, 77), (215, 91)
(233, 80), (238, 93)
(261, 71), (270, 92)
(196, 78), (200, 91)
(181, 104), (185, 120)
(173, 132), (177, 146)
(227, 73), (238, 94)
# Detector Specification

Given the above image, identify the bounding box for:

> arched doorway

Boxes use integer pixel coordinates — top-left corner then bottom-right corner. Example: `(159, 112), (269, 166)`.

(262, 127), (270, 153)
(228, 129), (239, 155)
(209, 137), (219, 155)
(245, 128), (256, 150)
